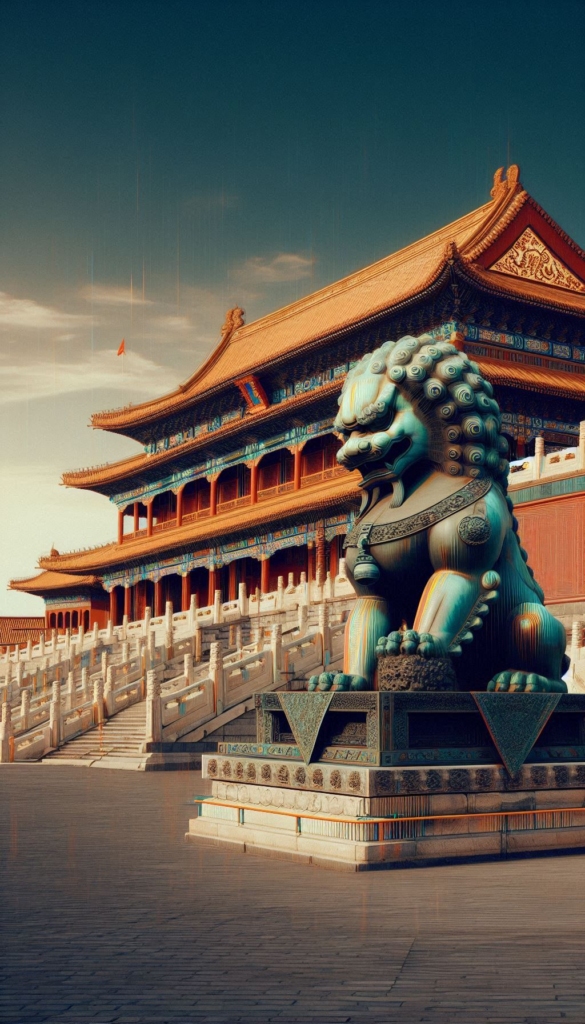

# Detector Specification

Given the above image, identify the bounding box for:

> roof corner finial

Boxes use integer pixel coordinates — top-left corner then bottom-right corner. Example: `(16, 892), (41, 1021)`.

(491, 164), (521, 199)
(506, 164), (520, 188)
(490, 167), (505, 198)
(220, 306), (245, 342)
(443, 240), (460, 262)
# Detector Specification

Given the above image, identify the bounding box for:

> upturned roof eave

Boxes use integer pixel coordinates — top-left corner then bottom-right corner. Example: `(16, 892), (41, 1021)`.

(38, 475), (363, 575)
(62, 379), (345, 495)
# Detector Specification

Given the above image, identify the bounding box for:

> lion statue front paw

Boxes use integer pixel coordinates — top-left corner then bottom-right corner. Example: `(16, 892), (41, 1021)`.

(487, 670), (567, 693)
(376, 629), (446, 660)
(307, 672), (368, 692)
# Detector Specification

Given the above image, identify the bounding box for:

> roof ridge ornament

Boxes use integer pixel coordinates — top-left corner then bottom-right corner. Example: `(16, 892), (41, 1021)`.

(220, 306), (245, 342)
(490, 164), (521, 199)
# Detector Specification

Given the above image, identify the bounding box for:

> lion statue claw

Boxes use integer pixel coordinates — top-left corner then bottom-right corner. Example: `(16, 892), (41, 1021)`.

(329, 333), (567, 693)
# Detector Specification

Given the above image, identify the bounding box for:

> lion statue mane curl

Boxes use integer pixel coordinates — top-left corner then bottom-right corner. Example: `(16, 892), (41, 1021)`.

(308, 333), (568, 694)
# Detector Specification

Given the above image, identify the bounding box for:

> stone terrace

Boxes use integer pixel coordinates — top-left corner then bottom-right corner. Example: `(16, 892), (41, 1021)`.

(1, 766), (585, 1023)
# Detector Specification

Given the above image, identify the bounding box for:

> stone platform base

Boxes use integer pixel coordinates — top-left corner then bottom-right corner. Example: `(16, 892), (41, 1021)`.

(187, 755), (585, 870)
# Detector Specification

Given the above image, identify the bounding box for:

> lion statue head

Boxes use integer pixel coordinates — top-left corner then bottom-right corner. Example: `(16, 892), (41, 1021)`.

(335, 333), (509, 495)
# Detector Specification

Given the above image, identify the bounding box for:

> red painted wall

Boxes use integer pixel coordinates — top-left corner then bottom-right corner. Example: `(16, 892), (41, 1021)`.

(514, 493), (585, 604)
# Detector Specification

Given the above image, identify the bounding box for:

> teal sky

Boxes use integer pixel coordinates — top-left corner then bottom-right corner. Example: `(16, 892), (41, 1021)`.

(1, 0), (585, 613)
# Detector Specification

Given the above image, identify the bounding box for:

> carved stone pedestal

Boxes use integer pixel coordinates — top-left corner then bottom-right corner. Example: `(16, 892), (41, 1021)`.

(187, 691), (585, 870)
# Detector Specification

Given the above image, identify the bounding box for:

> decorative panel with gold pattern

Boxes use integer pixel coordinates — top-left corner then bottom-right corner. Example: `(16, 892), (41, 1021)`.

(489, 227), (585, 293)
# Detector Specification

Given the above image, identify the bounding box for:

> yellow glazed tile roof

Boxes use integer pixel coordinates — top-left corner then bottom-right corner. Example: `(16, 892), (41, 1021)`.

(10, 571), (101, 594)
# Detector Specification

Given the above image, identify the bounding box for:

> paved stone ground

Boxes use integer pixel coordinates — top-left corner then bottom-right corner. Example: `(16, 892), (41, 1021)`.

(2, 767), (585, 1024)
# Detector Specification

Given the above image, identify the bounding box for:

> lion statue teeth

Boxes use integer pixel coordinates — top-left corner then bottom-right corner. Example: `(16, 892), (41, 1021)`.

(308, 333), (568, 695)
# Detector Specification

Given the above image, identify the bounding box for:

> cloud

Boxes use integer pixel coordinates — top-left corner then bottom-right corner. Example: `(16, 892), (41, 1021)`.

(81, 284), (154, 307)
(234, 253), (315, 285)
(0, 348), (180, 407)
(0, 291), (90, 330)
(152, 314), (192, 333)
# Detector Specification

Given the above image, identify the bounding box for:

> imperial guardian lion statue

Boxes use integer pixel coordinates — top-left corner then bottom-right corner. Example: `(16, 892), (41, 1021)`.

(310, 333), (567, 694)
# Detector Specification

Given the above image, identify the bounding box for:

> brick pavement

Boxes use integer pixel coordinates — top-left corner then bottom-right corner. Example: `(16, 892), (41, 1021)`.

(1, 766), (585, 1024)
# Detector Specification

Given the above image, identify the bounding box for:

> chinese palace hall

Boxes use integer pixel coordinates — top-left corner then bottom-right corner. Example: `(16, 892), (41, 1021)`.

(11, 166), (585, 631)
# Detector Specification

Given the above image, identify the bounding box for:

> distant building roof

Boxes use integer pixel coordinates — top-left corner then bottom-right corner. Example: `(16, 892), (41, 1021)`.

(9, 571), (101, 596)
(0, 617), (45, 646)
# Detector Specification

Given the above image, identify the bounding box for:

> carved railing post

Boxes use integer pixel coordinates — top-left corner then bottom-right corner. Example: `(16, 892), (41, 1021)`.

(0, 703), (14, 762)
(569, 619), (583, 682)
(184, 653), (193, 686)
(209, 641), (223, 714)
(194, 624), (202, 664)
(298, 603), (308, 636)
(147, 628), (156, 670)
(143, 670), (162, 749)
(78, 623), (84, 649)
(93, 621), (99, 644)
(319, 602), (331, 669)
(238, 581), (248, 618)
(144, 604), (151, 638)
(270, 624), (282, 686)
(66, 670), (75, 711)
(26, 639), (32, 661)
(533, 435), (544, 479)
(121, 641), (129, 664)
(20, 688), (30, 733)
(101, 651), (108, 683)
(277, 576), (285, 610)
(106, 618), (114, 641)
(80, 667), (89, 704)
(39, 633), (45, 656)
(104, 666), (115, 716)
(213, 589), (222, 625)
(235, 626), (243, 654)
(50, 681), (61, 748)
(93, 676), (104, 725)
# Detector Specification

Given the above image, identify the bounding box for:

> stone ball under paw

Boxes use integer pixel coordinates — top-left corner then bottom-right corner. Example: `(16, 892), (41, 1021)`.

(377, 653), (458, 691)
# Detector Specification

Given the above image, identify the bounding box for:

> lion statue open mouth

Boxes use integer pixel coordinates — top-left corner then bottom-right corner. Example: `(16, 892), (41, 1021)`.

(308, 333), (568, 694)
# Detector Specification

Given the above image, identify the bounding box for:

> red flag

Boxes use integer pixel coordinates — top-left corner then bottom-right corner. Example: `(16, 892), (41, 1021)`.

(117, 339), (125, 356)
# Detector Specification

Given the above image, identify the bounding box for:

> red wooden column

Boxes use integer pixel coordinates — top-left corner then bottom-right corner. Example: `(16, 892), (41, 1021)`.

(181, 573), (190, 611)
(293, 447), (302, 490)
(329, 536), (339, 580)
(154, 580), (163, 616)
(261, 557), (270, 594)
(307, 542), (314, 584)
(176, 487), (184, 528)
(117, 509), (124, 545)
(316, 523), (326, 583)
(228, 562), (237, 601)
(109, 589), (117, 625)
(209, 476), (218, 516)
(146, 501), (154, 537)
(133, 503), (139, 534)
(208, 568), (217, 605)
(124, 586), (131, 619)
(250, 462), (259, 505)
